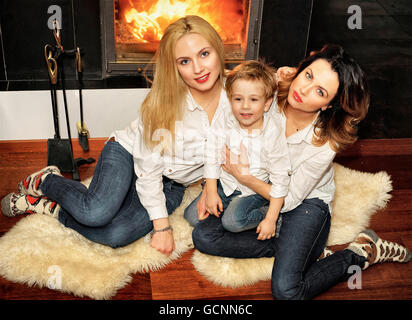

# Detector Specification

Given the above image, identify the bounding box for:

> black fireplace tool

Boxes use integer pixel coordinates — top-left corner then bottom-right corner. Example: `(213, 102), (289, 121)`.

(75, 47), (90, 152)
(71, 0), (90, 152)
(44, 20), (94, 181)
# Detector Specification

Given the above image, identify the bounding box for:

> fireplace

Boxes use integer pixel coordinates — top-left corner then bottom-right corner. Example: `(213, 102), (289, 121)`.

(100, 0), (264, 78)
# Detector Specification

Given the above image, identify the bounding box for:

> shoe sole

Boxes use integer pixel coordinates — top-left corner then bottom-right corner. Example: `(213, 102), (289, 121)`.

(1, 193), (14, 217)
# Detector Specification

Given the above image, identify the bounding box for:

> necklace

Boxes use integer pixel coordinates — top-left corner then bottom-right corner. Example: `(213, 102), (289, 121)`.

(287, 118), (303, 133)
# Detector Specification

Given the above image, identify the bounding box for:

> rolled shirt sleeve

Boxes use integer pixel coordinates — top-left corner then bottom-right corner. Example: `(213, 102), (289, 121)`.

(265, 116), (291, 199)
(132, 119), (169, 221)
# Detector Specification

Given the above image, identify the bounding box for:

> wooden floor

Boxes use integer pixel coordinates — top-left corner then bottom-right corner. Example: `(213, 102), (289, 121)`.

(0, 138), (411, 300)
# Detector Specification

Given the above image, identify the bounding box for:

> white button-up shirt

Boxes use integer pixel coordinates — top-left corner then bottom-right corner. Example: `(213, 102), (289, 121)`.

(109, 89), (230, 221)
(204, 103), (291, 199)
(272, 107), (337, 214)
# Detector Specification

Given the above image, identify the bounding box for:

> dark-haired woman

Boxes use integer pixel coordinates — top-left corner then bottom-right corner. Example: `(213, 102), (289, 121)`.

(192, 44), (411, 300)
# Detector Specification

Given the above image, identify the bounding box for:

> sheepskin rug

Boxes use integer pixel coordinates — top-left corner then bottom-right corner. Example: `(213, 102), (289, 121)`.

(0, 163), (392, 298)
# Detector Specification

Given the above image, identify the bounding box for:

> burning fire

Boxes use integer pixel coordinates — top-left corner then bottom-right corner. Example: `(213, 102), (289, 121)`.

(117, 0), (247, 44)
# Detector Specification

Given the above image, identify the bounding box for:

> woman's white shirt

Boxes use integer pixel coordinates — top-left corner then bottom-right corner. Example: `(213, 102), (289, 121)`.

(109, 89), (230, 221)
(272, 108), (337, 214)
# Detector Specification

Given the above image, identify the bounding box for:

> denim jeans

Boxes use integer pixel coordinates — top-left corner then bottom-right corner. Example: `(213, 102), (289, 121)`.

(192, 198), (367, 300)
(184, 179), (268, 232)
(40, 141), (186, 248)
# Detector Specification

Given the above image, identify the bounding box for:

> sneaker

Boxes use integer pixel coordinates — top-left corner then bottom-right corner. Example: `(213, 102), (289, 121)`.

(318, 247), (334, 260)
(347, 229), (411, 270)
(1, 193), (60, 218)
(17, 165), (61, 196)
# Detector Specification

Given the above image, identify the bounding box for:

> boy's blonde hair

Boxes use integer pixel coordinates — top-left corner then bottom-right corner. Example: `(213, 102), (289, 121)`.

(140, 15), (225, 151)
(225, 60), (277, 100)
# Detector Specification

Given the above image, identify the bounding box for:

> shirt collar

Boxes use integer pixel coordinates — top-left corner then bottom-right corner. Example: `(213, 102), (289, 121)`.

(186, 87), (227, 112)
(277, 108), (320, 144)
(186, 90), (202, 112)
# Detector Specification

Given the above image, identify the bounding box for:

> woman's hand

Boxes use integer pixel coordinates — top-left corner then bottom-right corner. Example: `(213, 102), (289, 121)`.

(205, 190), (223, 217)
(150, 230), (175, 255)
(256, 217), (277, 240)
(221, 144), (251, 183)
(151, 218), (174, 255)
(276, 66), (297, 82)
(196, 189), (209, 221)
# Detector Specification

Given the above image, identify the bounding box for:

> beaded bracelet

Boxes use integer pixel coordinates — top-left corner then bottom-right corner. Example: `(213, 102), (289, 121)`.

(151, 226), (173, 235)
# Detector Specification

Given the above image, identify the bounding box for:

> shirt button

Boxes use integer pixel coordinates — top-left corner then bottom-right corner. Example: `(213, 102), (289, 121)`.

(287, 170), (293, 176)
(168, 169), (172, 173)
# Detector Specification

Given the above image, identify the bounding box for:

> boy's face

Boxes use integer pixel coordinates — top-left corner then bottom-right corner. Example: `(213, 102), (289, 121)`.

(229, 79), (273, 132)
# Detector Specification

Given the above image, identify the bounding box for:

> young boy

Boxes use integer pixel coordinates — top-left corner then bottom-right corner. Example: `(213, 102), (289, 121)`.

(184, 60), (291, 240)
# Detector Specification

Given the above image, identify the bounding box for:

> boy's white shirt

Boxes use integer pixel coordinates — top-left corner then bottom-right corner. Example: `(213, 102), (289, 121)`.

(204, 102), (291, 199)
(109, 88), (229, 221)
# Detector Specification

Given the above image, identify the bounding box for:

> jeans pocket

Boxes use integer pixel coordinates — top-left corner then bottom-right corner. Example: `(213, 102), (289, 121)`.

(301, 198), (329, 217)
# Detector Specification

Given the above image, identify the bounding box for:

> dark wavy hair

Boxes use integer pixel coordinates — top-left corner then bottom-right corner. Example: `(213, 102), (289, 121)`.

(277, 44), (370, 152)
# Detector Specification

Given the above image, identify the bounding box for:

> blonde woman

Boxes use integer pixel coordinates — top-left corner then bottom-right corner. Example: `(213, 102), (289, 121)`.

(1, 16), (229, 255)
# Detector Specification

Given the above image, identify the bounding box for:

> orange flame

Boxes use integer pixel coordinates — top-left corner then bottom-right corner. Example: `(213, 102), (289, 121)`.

(118, 0), (246, 45)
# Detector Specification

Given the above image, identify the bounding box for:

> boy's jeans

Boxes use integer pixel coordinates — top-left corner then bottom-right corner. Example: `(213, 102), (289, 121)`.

(184, 179), (268, 232)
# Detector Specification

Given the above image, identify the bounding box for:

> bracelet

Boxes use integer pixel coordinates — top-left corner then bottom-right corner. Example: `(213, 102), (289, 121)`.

(151, 226), (173, 234)
(201, 179), (206, 189)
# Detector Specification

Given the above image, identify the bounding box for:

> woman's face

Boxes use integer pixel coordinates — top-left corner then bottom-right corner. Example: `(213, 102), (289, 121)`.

(175, 32), (221, 97)
(287, 59), (339, 114)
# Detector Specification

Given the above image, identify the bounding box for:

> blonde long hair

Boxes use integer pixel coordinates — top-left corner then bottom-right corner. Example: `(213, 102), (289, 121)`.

(140, 15), (225, 151)
(277, 44), (370, 153)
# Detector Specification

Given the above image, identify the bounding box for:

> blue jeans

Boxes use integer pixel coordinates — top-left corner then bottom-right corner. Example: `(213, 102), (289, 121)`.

(40, 141), (186, 248)
(184, 180), (268, 232)
(192, 198), (367, 300)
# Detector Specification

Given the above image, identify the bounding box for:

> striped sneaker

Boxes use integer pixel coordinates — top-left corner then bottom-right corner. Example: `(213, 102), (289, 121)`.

(1, 193), (60, 218)
(17, 166), (61, 196)
(318, 247), (334, 260)
(347, 229), (411, 270)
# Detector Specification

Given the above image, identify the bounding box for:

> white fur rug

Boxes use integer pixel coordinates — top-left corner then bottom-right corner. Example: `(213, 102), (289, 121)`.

(0, 163), (392, 298)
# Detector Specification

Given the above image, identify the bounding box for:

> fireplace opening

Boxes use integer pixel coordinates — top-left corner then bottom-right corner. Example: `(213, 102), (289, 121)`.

(101, 0), (264, 78)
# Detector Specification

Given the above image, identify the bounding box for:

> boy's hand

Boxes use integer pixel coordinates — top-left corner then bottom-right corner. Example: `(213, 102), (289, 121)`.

(222, 144), (250, 182)
(256, 217), (277, 240)
(205, 191), (223, 217)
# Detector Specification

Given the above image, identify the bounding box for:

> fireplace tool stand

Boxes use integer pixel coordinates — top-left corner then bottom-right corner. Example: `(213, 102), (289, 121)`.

(44, 20), (95, 181)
